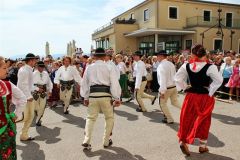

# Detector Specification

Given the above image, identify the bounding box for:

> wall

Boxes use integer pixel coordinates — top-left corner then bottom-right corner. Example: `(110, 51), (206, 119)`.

(114, 24), (139, 54)
(158, 0), (240, 29)
(195, 27), (240, 52)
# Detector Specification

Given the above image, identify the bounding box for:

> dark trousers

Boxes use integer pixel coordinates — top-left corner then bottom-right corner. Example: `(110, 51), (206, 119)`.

(151, 72), (159, 92)
(219, 78), (230, 99)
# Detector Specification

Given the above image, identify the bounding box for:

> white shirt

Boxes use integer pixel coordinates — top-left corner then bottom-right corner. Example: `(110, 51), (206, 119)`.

(17, 64), (36, 99)
(106, 60), (120, 80)
(81, 60), (121, 100)
(152, 61), (160, 72)
(157, 59), (176, 94)
(133, 60), (147, 89)
(1, 80), (27, 118)
(33, 70), (53, 93)
(54, 65), (82, 85)
(174, 62), (223, 97)
(117, 62), (127, 74)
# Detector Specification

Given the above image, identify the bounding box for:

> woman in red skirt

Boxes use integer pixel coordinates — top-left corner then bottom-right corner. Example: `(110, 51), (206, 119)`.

(175, 44), (223, 156)
(0, 56), (27, 159)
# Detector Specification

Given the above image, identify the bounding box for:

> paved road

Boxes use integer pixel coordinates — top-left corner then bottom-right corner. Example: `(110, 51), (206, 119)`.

(16, 94), (240, 160)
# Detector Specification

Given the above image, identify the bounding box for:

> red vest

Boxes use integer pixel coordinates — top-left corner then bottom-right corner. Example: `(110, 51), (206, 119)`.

(0, 81), (12, 128)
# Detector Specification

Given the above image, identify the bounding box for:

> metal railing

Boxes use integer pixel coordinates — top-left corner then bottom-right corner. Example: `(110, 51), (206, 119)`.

(93, 21), (114, 35)
(186, 16), (240, 28)
(93, 18), (137, 35)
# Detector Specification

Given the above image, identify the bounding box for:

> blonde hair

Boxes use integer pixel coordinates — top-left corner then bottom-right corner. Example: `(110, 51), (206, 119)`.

(0, 56), (5, 67)
(115, 54), (123, 60)
(62, 56), (72, 64)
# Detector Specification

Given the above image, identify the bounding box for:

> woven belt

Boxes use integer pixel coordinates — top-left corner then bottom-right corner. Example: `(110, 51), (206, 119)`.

(90, 85), (110, 94)
(34, 84), (47, 92)
(60, 80), (74, 91)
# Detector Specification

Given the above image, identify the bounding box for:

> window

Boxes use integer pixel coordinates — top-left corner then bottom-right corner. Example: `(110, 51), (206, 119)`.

(169, 7), (178, 19)
(226, 13), (233, 27)
(144, 9), (149, 21)
(130, 13), (134, 19)
(203, 10), (211, 22)
(214, 39), (223, 51)
(185, 40), (193, 50)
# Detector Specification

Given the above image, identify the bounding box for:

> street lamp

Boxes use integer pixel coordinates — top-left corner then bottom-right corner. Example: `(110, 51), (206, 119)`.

(200, 3), (234, 51)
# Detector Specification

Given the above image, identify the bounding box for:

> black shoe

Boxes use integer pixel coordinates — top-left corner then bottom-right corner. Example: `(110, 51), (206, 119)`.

(151, 96), (157, 105)
(36, 121), (42, 126)
(104, 139), (113, 148)
(20, 137), (35, 141)
(162, 119), (174, 124)
(136, 108), (143, 112)
(64, 110), (69, 114)
(82, 143), (92, 150)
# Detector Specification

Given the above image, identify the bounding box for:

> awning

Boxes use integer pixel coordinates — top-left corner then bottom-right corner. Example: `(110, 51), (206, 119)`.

(125, 28), (196, 37)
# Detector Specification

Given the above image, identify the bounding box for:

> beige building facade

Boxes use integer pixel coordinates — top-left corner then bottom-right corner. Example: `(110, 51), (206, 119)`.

(92, 0), (240, 55)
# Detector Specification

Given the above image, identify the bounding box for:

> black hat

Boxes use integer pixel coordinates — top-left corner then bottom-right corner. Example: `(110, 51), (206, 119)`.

(133, 51), (144, 57)
(37, 61), (45, 67)
(155, 50), (168, 56)
(93, 48), (106, 55)
(83, 55), (89, 59)
(23, 53), (39, 61)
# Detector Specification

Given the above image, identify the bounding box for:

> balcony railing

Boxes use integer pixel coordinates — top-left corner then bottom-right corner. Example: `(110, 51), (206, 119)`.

(93, 22), (114, 35)
(93, 18), (137, 35)
(115, 18), (136, 24)
(186, 16), (240, 28)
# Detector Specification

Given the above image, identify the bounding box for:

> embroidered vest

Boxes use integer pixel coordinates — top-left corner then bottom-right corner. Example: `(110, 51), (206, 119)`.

(0, 81), (12, 129)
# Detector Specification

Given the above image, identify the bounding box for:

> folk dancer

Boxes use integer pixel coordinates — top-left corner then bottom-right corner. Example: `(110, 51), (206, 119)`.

(156, 50), (181, 124)
(0, 56), (27, 160)
(116, 54), (130, 98)
(175, 44), (223, 156)
(17, 53), (39, 141)
(54, 56), (82, 114)
(105, 50), (120, 80)
(81, 48), (121, 150)
(133, 51), (156, 112)
(33, 61), (53, 126)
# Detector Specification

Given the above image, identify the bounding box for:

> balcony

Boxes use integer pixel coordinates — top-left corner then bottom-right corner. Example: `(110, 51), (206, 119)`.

(115, 18), (136, 24)
(93, 22), (114, 36)
(93, 18), (137, 36)
(186, 16), (240, 29)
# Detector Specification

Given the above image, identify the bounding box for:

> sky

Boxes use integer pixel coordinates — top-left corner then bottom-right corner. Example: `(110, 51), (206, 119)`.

(0, 0), (240, 58)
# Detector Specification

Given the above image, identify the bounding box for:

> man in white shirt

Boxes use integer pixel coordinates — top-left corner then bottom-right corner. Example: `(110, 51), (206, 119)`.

(33, 61), (53, 126)
(156, 50), (181, 124)
(105, 50), (120, 80)
(17, 53), (39, 141)
(81, 48), (121, 150)
(133, 51), (156, 112)
(54, 56), (82, 114)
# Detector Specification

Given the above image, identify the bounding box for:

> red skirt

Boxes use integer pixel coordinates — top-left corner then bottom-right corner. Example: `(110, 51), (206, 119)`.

(178, 93), (215, 144)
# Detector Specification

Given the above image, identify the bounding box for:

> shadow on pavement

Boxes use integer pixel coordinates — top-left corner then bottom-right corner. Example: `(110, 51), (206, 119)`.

(35, 126), (61, 144)
(114, 109), (139, 121)
(51, 106), (86, 128)
(212, 113), (240, 125)
(123, 102), (139, 110)
(142, 109), (164, 123)
(83, 146), (146, 160)
(185, 152), (234, 160)
(17, 141), (45, 160)
(166, 123), (225, 148)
